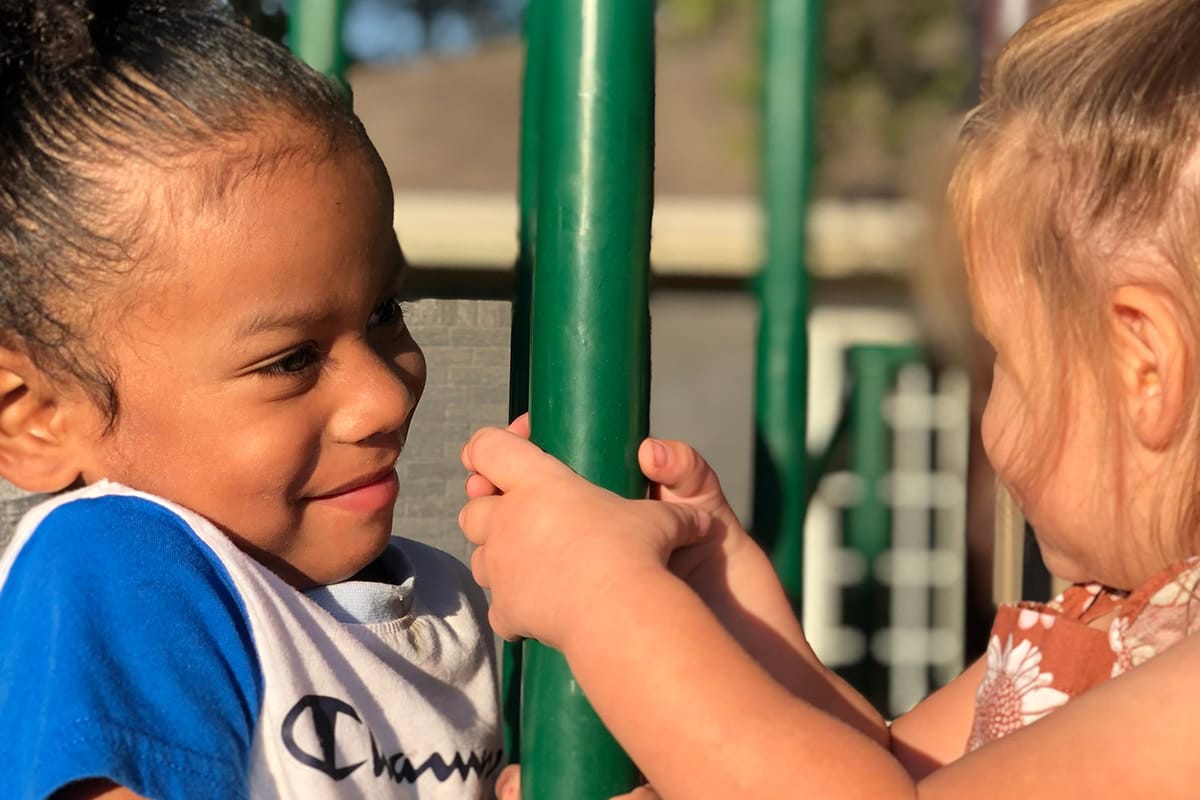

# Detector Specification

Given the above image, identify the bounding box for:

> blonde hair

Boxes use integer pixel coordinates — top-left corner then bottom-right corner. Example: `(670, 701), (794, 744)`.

(949, 0), (1200, 558)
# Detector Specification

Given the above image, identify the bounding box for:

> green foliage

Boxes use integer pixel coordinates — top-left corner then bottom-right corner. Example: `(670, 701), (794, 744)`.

(659, 0), (751, 33)
(661, 0), (973, 196)
(816, 0), (972, 195)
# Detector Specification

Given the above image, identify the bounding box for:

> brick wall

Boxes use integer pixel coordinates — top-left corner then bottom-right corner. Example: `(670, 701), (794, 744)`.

(394, 298), (511, 564)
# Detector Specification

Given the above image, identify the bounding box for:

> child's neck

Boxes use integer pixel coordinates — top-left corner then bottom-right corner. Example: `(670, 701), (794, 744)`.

(348, 556), (394, 585)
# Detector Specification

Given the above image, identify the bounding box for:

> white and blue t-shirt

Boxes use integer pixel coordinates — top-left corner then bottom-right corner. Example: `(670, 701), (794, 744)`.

(0, 482), (501, 798)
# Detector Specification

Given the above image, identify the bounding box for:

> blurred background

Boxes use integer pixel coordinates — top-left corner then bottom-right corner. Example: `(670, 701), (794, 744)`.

(241, 0), (975, 199)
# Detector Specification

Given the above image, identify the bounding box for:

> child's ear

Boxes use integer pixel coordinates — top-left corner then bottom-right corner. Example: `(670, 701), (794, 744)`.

(0, 347), (88, 492)
(1110, 284), (1188, 451)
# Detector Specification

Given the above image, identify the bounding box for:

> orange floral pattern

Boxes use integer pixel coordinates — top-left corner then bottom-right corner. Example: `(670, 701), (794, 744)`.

(967, 557), (1200, 752)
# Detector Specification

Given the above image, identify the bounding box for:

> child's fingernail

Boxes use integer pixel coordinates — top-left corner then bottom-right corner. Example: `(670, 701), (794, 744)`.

(652, 440), (668, 467)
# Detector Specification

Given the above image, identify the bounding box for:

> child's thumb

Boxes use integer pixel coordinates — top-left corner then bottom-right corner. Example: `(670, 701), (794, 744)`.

(638, 437), (720, 499)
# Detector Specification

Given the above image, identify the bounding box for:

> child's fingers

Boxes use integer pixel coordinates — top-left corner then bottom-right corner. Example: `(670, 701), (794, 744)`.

(465, 472), (499, 499)
(469, 545), (491, 589)
(461, 418), (532, 498)
(461, 426), (568, 492)
(637, 438), (722, 499)
(461, 426), (505, 472)
(488, 607), (524, 642)
(458, 495), (499, 545)
(609, 786), (661, 800)
(506, 413), (531, 439)
(494, 764), (521, 799)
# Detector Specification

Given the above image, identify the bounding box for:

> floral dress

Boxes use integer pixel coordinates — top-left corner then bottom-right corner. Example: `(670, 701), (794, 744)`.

(967, 556), (1200, 751)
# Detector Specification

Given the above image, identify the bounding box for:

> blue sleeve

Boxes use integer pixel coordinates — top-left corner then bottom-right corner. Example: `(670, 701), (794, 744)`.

(0, 495), (264, 800)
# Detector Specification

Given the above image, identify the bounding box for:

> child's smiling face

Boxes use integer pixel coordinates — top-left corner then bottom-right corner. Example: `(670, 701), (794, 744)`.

(68, 123), (425, 588)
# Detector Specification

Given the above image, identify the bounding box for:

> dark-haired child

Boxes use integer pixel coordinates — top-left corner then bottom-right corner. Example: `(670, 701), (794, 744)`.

(0, 3), (499, 798)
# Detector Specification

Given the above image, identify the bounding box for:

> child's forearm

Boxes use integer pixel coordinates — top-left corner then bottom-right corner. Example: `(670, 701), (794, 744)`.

(696, 535), (888, 742)
(558, 568), (914, 800)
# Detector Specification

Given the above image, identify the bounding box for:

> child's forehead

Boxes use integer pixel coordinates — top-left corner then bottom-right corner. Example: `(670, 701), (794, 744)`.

(185, 122), (385, 217)
(959, 210), (1044, 346)
(99, 129), (399, 320)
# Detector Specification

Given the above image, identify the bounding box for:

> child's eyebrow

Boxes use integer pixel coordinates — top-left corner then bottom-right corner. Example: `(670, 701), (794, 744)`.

(237, 308), (329, 338)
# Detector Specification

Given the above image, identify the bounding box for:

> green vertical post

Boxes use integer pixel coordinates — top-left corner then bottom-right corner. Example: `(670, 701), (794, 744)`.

(841, 344), (922, 710)
(523, 1), (654, 797)
(288, 0), (349, 85)
(842, 345), (894, 708)
(751, 0), (823, 603)
(502, 0), (549, 768)
(509, 0), (546, 423)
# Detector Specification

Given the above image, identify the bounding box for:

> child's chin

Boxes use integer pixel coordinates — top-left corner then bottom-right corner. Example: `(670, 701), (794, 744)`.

(1034, 542), (1090, 586)
(297, 527), (394, 587)
(359, 525), (398, 561)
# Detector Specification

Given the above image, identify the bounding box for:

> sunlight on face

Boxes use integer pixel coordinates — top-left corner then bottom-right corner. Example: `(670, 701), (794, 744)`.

(74, 123), (426, 588)
(972, 261), (1131, 588)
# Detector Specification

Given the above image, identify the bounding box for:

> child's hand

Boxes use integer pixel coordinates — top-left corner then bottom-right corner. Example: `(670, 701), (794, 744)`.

(639, 438), (830, 706)
(465, 414), (531, 500)
(459, 426), (712, 650)
(636, 437), (753, 603)
(466, 417), (750, 605)
(465, 421), (758, 619)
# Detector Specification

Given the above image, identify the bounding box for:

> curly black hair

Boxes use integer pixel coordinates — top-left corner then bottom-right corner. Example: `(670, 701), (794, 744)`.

(0, 0), (368, 422)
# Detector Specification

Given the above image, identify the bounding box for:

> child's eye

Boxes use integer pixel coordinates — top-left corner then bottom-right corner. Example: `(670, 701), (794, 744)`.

(368, 296), (406, 330)
(259, 343), (322, 377)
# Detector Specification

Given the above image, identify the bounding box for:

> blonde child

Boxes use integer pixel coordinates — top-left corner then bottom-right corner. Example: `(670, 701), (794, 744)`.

(0, 2), (500, 798)
(460, 0), (1200, 796)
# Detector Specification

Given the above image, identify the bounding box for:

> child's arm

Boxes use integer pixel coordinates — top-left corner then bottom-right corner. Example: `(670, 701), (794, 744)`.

(641, 438), (992, 775)
(633, 436), (888, 743)
(461, 427), (1200, 798)
(463, 424), (886, 743)
(460, 427), (909, 796)
(459, 430), (911, 796)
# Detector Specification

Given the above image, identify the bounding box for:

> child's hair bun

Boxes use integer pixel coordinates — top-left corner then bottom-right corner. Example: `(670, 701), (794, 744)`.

(0, 1), (218, 90)
(1, 1), (100, 83)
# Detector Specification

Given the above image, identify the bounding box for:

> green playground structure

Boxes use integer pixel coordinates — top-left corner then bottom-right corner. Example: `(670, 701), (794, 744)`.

(507, 4), (825, 792)
(288, 0), (349, 89)
(513, 2), (655, 795)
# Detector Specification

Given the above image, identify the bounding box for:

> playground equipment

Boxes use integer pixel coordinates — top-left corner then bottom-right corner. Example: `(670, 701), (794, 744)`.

(508, 1), (823, 794)
(752, 0), (821, 605)
(287, 0), (349, 88)
(512, 1), (655, 796)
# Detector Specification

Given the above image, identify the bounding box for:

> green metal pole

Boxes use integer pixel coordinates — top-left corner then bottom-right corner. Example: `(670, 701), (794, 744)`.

(842, 345), (894, 709)
(841, 344), (923, 710)
(502, 0), (549, 768)
(509, 0), (546, 424)
(288, 0), (349, 85)
(523, 1), (654, 797)
(751, 0), (823, 604)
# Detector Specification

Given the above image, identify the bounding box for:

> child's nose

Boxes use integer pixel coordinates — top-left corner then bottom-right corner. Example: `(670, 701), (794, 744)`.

(328, 344), (421, 445)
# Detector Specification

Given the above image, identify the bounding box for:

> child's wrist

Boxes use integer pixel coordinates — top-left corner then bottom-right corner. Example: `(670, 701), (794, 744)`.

(558, 564), (682, 659)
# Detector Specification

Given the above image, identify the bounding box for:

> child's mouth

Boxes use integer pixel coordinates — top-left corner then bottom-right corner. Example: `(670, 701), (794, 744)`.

(307, 469), (400, 514)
